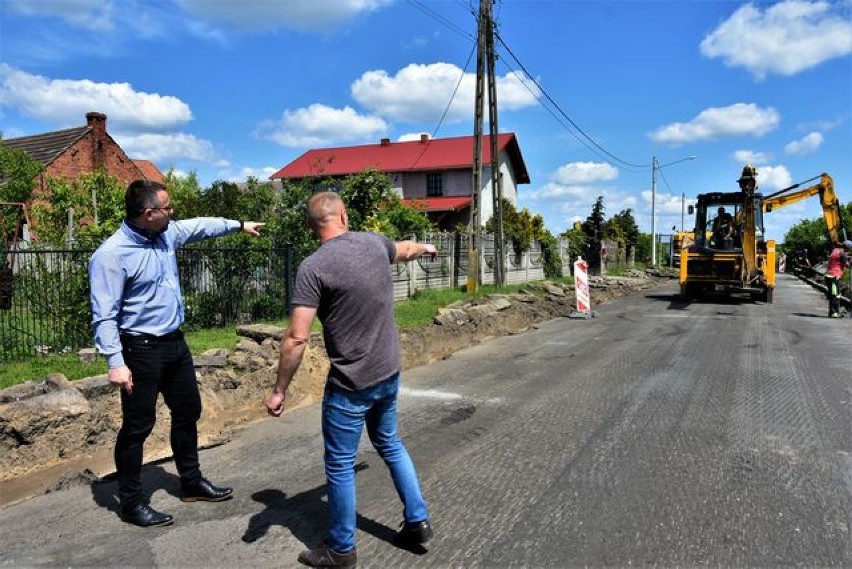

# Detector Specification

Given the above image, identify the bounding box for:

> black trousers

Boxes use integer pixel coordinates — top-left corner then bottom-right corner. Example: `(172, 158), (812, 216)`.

(825, 275), (840, 316)
(116, 332), (202, 507)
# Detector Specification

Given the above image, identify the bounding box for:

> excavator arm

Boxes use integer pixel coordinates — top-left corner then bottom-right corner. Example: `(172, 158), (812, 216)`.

(763, 173), (848, 245)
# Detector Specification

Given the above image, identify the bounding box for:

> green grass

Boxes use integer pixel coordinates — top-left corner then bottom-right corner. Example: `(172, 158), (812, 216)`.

(0, 356), (106, 389)
(1, 281), (554, 389)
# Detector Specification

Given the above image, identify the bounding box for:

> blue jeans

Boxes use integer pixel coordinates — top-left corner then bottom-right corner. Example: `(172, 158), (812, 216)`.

(322, 372), (428, 552)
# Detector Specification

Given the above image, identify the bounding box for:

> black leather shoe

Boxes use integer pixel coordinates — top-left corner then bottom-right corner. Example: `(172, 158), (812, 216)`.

(395, 520), (433, 546)
(119, 503), (173, 528)
(297, 543), (356, 568)
(181, 478), (233, 502)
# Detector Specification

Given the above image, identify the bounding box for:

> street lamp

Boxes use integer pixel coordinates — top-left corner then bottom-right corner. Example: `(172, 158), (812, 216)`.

(651, 154), (697, 265)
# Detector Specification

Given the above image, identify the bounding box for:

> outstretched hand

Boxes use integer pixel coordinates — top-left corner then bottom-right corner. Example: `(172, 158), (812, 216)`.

(423, 243), (438, 261)
(242, 222), (266, 236)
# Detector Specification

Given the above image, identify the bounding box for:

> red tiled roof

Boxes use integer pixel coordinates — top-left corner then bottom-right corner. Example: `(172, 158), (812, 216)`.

(270, 133), (529, 184)
(132, 159), (165, 184)
(3, 126), (90, 165)
(403, 196), (471, 213)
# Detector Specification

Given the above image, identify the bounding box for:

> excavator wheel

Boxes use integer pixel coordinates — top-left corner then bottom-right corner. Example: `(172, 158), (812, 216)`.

(753, 287), (774, 303)
(680, 283), (700, 301)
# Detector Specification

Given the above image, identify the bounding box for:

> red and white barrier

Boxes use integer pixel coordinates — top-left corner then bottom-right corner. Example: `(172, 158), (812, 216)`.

(574, 257), (591, 315)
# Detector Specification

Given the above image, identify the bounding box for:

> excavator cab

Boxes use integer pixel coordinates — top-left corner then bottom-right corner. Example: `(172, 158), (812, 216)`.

(691, 194), (765, 252)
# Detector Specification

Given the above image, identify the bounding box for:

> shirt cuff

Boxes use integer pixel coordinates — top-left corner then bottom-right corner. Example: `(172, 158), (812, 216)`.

(106, 352), (125, 368)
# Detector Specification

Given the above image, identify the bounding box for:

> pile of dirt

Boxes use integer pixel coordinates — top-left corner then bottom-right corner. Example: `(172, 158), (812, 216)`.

(0, 272), (665, 507)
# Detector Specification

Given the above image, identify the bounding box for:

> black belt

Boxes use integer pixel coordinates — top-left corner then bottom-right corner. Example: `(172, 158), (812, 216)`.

(120, 330), (183, 342)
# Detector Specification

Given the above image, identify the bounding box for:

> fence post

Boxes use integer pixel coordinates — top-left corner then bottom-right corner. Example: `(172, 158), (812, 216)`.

(446, 232), (455, 289)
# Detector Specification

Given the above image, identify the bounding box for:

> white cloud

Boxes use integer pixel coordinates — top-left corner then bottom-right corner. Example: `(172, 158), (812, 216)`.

(116, 132), (227, 166)
(1, 127), (26, 139)
(700, 0), (852, 80)
(398, 132), (431, 142)
(257, 103), (387, 147)
(525, 182), (601, 202)
(0, 64), (192, 132)
(552, 162), (618, 185)
(643, 190), (692, 216)
(351, 63), (538, 124)
(176, 0), (393, 31)
(5, 0), (114, 31)
(784, 131), (824, 155)
(754, 164), (793, 191)
(650, 103), (780, 144)
(733, 149), (772, 164)
(217, 166), (279, 183)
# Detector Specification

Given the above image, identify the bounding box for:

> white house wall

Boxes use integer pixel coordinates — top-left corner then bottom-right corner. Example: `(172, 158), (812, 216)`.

(394, 149), (521, 227)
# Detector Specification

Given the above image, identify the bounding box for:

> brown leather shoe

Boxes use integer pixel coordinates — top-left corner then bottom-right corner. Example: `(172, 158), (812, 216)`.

(297, 543), (356, 568)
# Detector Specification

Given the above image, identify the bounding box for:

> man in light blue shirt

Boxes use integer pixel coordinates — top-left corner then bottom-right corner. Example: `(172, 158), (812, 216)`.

(89, 179), (264, 527)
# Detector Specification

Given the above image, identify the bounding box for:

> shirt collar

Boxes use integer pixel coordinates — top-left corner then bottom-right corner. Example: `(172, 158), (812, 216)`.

(121, 219), (160, 244)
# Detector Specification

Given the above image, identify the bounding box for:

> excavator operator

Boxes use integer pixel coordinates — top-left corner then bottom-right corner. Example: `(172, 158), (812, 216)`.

(712, 207), (734, 249)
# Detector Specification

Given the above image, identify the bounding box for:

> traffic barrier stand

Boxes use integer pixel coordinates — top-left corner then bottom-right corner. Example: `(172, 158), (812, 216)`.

(570, 256), (597, 319)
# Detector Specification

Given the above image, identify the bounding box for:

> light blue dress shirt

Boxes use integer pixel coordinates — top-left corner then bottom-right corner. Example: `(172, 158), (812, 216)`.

(89, 218), (240, 368)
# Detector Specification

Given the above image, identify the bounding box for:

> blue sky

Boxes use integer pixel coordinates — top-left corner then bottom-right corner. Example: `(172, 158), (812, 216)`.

(1, 0), (850, 242)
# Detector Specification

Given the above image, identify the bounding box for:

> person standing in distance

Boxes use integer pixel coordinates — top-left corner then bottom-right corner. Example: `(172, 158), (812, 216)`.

(824, 239), (852, 318)
(265, 191), (436, 568)
(89, 179), (265, 528)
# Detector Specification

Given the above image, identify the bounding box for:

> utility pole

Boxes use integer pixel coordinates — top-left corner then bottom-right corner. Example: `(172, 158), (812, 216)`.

(467, 0), (489, 293)
(485, 0), (503, 287)
(651, 155), (658, 265)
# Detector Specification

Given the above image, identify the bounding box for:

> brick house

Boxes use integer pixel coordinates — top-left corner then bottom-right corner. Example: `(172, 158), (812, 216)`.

(269, 133), (530, 230)
(2, 112), (164, 200)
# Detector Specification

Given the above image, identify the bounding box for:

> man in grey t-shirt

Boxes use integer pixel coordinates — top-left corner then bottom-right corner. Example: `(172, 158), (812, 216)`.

(265, 192), (437, 568)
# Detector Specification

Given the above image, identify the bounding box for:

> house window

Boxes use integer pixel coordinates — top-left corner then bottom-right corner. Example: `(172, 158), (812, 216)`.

(427, 173), (443, 197)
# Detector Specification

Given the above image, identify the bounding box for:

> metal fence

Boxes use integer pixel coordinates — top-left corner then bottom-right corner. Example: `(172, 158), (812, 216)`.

(0, 243), (293, 362)
(2, 232), (553, 362)
(390, 232), (547, 300)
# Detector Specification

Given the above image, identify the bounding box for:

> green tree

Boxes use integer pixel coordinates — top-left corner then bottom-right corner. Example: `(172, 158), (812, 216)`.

(635, 233), (652, 263)
(28, 171), (125, 248)
(487, 199), (562, 278)
(340, 169), (433, 239)
(339, 168), (398, 231)
(581, 196), (607, 243)
(608, 208), (640, 259)
(560, 222), (588, 266)
(0, 142), (42, 204)
(0, 142), (43, 244)
(782, 200), (852, 262)
(165, 170), (203, 219)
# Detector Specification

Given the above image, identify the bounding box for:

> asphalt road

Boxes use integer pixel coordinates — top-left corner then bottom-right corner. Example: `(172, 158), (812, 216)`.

(1, 274), (850, 567)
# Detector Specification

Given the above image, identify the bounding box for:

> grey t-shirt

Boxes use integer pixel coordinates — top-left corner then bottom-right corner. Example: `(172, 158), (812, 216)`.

(291, 231), (399, 391)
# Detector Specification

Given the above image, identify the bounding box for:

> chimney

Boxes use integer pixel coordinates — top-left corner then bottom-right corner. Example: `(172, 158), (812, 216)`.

(380, 138), (391, 146)
(420, 134), (429, 143)
(86, 112), (107, 170)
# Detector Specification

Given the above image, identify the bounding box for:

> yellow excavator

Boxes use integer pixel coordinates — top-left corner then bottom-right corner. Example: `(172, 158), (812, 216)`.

(762, 172), (847, 245)
(679, 168), (847, 303)
(679, 165), (774, 302)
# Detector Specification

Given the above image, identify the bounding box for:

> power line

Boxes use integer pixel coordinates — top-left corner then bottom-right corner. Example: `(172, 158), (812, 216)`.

(405, 1), (649, 174)
(409, 43), (477, 169)
(407, 0), (475, 42)
(495, 32), (647, 171)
